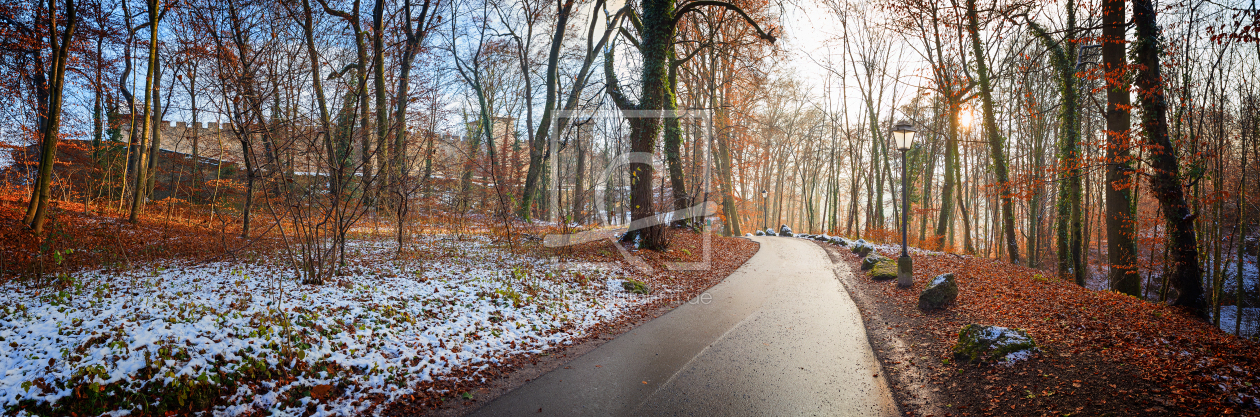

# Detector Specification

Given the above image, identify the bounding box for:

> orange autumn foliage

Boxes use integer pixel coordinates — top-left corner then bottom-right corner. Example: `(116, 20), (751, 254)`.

(0, 186), (261, 281)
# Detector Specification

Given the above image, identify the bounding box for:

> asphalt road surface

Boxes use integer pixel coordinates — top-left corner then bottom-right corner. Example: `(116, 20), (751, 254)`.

(470, 236), (897, 416)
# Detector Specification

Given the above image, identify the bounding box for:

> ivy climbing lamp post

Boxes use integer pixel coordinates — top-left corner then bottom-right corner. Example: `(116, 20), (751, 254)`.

(892, 121), (917, 288)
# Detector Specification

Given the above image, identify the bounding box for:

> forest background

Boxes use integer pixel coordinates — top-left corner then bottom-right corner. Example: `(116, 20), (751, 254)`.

(2, 0), (1259, 330)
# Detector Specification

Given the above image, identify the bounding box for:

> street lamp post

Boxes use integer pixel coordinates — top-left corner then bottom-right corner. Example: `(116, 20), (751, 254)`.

(761, 189), (768, 231)
(892, 121), (917, 288)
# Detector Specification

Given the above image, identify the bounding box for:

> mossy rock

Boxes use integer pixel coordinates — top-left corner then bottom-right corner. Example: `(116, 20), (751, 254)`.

(831, 237), (849, 246)
(861, 254), (888, 271)
(755, 230), (765, 236)
(851, 241), (874, 257)
(868, 259), (898, 281)
(952, 324), (1038, 364)
(918, 273), (958, 310)
(778, 225), (794, 237)
(764, 228), (777, 236)
(622, 279), (650, 295)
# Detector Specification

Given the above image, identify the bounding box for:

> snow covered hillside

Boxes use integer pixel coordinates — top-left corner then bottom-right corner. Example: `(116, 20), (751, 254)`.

(0, 236), (652, 416)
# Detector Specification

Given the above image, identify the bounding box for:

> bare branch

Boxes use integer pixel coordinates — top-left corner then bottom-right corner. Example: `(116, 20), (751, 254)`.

(671, 0), (775, 43)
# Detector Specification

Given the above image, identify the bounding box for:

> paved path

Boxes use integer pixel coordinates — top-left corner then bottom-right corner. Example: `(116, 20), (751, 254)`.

(470, 237), (897, 416)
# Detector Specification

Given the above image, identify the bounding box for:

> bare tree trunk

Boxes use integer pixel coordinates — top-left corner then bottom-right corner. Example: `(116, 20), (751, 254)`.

(144, 59), (163, 197)
(573, 133), (586, 224)
(1234, 131), (1247, 333)
(129, 0), (160, 224)
(115, 0), (138, 212)
(920, 109), (939, 242)
(27, 0), (79, 234)
(1237, 94), (1257, 334)
(390, 0), (435, 247)
(1103, 0), (1140, 295)
(316, 0), (373, 207)
(371, 0), (391, 196)
(1132, 0), (1204, 315)
(90, 23), (104, 213)
(24, 3), (53, 226)
(935, 103), (959, 250)
(519, 0), (576, 220)
(1028, 126), (1044, 267)
(189, 66), (200, 185)
(458, 117), (481, 212)
(956, 143), (976, 254)
(716, 106), (741, 236)
(241, 136), (255, 237)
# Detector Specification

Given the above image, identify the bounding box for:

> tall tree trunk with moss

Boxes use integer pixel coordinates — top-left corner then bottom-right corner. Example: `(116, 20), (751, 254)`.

(604, 0), (676, 249)
(1026, 8), (1084, 283)
(664, 45), (691, 227)
(633, 0), (672, 245)
(965, 0), (1019, 263)
(606, 0), (771, 247)
(1131, 0), (1204, 315)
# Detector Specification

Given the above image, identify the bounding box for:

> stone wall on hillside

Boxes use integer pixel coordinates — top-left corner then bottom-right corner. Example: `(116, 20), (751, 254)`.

(119, 121), (481, 178)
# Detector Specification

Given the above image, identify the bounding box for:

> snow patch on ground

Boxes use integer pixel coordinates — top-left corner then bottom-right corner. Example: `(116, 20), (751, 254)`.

(1217, 306), (1260, 339)
(1213, 255), (1259, 290)
(0, 236), (650, 416)
(868, 242), (945, 257)
(777, 233), (944, 256)
(979, 326), (1032, 348)
(1001, 349), (1035, 364)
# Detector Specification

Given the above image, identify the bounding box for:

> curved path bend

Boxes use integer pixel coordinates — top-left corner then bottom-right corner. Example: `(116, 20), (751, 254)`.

(470, 236), (897, 416)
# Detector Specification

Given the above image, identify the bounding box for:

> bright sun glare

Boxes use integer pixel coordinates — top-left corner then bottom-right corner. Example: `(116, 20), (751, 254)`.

(959, 107), (976, 130)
